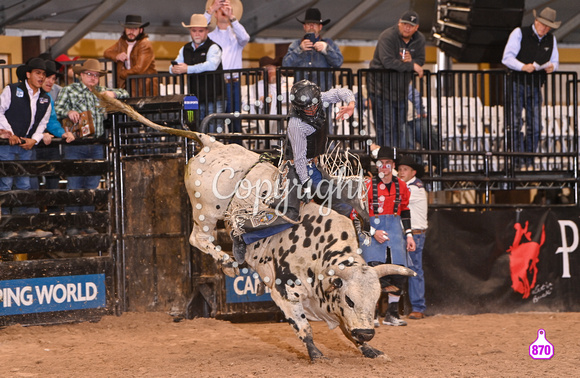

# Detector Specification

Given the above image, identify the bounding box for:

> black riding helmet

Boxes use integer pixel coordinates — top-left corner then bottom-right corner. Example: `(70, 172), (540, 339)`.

(289, 80), (326, 129)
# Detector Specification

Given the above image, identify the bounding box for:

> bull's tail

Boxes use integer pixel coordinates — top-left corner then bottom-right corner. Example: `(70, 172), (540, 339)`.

(92, 89), (210, 147)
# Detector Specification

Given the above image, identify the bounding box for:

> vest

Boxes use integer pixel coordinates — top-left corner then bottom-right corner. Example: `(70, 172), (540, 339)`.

(284, 121), (328, 161)
(182, 38), (224, 99)
(516, 26), (554, 65)
(4, 82), (51, 138)
(513, 26), (553, 85)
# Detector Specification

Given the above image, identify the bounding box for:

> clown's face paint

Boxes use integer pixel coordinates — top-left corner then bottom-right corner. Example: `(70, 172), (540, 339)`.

(377, 159), (394, 179)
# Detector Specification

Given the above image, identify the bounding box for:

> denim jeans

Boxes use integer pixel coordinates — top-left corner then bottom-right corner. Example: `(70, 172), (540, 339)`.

(408, 232), (426, 313)
(370, 96), (407, 147)
(199, 100), (224, 133)
(0, 144), (39, 214)
(63, 144), (104, 212)
(225, 81), (242, 133)
(512, 82), (542, 167)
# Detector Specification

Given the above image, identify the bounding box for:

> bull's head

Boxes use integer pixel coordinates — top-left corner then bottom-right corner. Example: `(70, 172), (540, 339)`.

(323, 264), (416, 344)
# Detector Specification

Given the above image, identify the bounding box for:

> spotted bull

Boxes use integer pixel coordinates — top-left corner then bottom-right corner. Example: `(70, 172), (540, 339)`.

(93, 92), (412, 360)
(242, 202), (416, 360)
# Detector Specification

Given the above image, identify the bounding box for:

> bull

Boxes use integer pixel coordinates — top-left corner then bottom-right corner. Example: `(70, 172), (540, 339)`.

(95, 92), (415, 361)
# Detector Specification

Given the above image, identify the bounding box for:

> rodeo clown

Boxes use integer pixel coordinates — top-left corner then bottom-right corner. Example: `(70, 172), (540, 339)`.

(357, 145), (416, 327)
(231, 79), (356, 262)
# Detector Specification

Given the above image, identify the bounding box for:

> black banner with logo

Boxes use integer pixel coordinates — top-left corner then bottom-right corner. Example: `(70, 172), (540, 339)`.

(424, 208), (580, 314)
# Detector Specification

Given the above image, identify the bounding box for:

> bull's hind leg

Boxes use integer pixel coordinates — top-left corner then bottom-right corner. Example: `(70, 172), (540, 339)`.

(269, 289), (326, 361)
(189, 223), (238, 277)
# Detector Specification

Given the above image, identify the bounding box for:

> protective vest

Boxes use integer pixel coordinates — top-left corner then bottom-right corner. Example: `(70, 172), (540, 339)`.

(182, 39), (223, 98)
(4, 82), (51, 138)
(284, 121), (328, 161)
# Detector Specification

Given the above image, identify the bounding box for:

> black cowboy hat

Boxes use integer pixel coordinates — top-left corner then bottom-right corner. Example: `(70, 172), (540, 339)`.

(44, 60), (61, 77)
(375, 146), (397, 161)
(120, 15), (149, 28)
(396, 155), (425, 178)
(16, 64), (27, 82)
(25, 58), (47, 73)
(297, 8), (330, 26)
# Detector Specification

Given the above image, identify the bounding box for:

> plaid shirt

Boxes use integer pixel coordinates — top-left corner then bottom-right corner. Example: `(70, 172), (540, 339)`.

(54, 82), (128, 137)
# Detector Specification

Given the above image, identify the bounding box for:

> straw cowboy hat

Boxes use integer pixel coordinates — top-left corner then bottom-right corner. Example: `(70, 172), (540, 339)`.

(205, 0), (243, 31)
(182, 13), (215, 32)
(72, 59), (107, 76)
(533, 7), (561, 29)
(296, 8), (330, 26)
(120, 14), (150, 28)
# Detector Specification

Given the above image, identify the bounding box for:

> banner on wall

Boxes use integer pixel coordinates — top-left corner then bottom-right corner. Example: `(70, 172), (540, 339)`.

(0, 274), (107, 316)
(424, 208), (580, 314)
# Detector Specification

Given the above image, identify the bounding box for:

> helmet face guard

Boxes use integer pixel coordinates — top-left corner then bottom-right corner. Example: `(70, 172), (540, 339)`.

(290, 80), (325, 128)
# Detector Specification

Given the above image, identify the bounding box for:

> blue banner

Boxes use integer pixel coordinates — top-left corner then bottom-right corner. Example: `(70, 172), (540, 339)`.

(0, 274), (107, 316)
(225, 269), (272, 303)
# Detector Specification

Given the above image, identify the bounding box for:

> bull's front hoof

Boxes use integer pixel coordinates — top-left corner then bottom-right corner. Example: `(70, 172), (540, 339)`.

(220, 259), (239, 278)
(307, 344), (326, 362)
(360, 344), (389, 360)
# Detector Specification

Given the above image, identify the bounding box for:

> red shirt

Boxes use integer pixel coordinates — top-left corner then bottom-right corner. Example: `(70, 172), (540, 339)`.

(366, 176), (410, 217)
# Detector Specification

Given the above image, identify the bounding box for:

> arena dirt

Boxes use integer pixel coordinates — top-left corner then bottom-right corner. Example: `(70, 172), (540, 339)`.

(1, 312), (578, 377)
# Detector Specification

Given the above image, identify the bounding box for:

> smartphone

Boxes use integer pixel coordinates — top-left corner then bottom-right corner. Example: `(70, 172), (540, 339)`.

(303, 33), (316, 44)
(171, 61), (178, 66)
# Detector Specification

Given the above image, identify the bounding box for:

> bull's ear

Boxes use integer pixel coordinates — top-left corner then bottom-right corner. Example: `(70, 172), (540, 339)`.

(373, 264), (416, 278)
(325, 278), (343, 294)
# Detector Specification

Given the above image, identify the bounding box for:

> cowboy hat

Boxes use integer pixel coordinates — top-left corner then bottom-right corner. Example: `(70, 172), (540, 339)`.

(120, 14), (150, 28)
(182, 13), (215, 32)
(396, 155), (424, 178)
(375, 146), (397, 161)
(55, 54), (80, 72)
(72, 59), (107, 76)
(44, 60), (61, 77)
(25, 58), (47, 73)
(206, 0), (243, 32)
(16, 64), (27, 82)
(297, 8), (330, 26)
(259, 55), (282, 67)
(533, 7), (561, 29)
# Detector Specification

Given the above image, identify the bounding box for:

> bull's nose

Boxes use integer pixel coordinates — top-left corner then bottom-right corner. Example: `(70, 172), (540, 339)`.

(351, 328), (375, 342)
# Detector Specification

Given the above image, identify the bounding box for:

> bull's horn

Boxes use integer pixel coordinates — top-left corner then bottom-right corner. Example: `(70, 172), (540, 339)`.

(372, 264), (416, 278)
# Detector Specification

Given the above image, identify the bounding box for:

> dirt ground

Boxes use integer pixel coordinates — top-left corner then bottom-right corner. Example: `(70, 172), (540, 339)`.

(1, 311), (578, 377)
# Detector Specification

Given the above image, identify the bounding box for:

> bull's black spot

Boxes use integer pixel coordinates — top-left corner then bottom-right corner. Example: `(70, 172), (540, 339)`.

(288, 244), (297, 253)
(216, 205), (220, 209)
(254, 241), (261, 248)
(311, 253), (317, 261)
(313, 226), (321, 237)
(320, 235), (326, 243)
(324, 219), (333, 233)
(294, 293), (299, 297)
(316, 214), (324, 224)
(341, 231), (349, 240)
(326, 304), (331, 312)
(345, 295), (355, 308)
(301, 314), (306, 319)
(303, 237), (312, 248)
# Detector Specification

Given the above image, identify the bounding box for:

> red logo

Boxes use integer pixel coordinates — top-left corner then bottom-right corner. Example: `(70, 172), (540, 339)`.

(506, 221), (545, 299)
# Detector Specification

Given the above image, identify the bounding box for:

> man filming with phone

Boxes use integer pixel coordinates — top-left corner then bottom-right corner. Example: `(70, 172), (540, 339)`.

(282, 8), (343, 90)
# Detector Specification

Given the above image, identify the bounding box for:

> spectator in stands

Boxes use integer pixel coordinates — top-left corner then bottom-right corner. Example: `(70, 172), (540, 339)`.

(396, 155), (428, 320)
(369, 10), (425, 147)
(55, 59), (128, 226)
(282, 8), (343, 90)
(104, 15), (158, 96)
(360, 145), (415, 327)
(55, 54), (79, 85)
(502, 7), (560, 171)
(170, 13), (224, 133)
(406, 84), (447, 171)
(0, 58), (52, 236)
(204, 0), (249, 135)
(36, 60), (75, 191)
